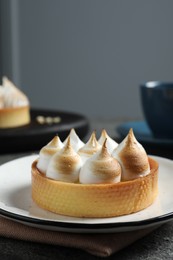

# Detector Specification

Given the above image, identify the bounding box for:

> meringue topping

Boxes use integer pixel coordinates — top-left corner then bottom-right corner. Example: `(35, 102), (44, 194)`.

(98, 129), (118, 154)
(37, 136), (64, 174)
(112, 128), (150, 181)
(46, 137), (82, 183)
(63, 128), (84, 152)
(0, 77), (29, 108)
(79, 140), (121, 184)
(78, 131), (101, 164)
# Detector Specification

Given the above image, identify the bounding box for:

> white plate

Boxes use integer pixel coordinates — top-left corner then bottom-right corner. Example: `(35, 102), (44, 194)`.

(0, 154), (172, 233)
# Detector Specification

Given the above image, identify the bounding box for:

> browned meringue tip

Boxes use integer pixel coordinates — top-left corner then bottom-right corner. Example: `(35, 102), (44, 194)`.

(78, 131), (101, 156)
(64, 136), (71, 149)
(70, 128), (75, 134)
(49, 135), (60, 146)
(129, 128), (134, 135)
(63, 136), (77, 155)
(101, 129), (108, 138)
(100, 139), (109, 158)
(88, 131), (97, 145)
(126, 128), (137, 145)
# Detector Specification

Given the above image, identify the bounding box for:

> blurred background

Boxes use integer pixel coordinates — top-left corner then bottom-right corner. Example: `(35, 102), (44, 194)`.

(1, 0), (173, 120)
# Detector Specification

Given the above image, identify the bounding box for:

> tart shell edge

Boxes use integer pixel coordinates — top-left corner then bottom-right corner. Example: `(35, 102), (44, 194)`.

(31, 157), (158, 218)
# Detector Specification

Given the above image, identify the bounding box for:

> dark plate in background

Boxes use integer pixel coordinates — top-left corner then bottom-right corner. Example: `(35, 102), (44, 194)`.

(0, 108), (89, 153)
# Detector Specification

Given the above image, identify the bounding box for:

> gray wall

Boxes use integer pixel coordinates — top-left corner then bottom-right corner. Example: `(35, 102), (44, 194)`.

(2, 0), (173, 119)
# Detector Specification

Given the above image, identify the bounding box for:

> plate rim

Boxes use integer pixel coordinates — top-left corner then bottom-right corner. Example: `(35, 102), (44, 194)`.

(0, 154), (173, 233)
(0, 207), (173, 231)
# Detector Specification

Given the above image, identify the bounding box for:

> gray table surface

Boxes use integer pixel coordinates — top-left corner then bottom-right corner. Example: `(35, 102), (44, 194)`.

(0, 118), (173, 260)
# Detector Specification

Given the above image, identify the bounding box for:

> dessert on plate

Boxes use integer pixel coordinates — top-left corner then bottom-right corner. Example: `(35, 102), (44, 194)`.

(0, 77), (30, 128)
(31, 128), (159, 218)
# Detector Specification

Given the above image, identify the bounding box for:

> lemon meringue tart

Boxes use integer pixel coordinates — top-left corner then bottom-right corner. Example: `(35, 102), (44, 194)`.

(0, 77), (30, 128)
(31, 129), (159, 218)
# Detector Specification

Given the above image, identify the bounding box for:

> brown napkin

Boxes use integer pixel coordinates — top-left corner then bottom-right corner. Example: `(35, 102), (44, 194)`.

(0, 216), (160, 257)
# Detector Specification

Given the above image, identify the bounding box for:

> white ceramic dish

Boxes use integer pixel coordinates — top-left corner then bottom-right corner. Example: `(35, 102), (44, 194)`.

(0, 155), (172, 233)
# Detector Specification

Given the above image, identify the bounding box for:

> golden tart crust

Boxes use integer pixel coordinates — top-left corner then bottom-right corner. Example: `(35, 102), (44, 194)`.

(0, 106), (30, 128)
(31, 157), (158, 218)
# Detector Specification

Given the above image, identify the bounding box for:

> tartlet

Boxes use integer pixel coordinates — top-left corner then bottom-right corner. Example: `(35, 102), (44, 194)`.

(31, 129), (159, 218)
(0, 77), (30, 128)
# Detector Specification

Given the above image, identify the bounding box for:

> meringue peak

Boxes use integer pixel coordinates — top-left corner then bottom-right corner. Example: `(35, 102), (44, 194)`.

(62, 136), (76, 155)
(37, 136), (64, 174)
(41, 135), (64, 155)
(48, 135), (63, 147)
(79, 140), (121, 184)
(63, 128), (84, 152)
(98, 129), (118, 154)
(1, 76), (29, 107)
(100, 129), (107, 138)
(69, 128), (77, 139)
(125, 128), (137, 146)
(97, 139), (110, 159)
(88, 131), (98, 148)
(46, 136), (82, 183)
(112, 128), (150, 181)
(79, 131), (101, 156)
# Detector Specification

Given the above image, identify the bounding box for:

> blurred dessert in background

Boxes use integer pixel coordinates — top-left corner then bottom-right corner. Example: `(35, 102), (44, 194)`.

(0, 76), (30, 128)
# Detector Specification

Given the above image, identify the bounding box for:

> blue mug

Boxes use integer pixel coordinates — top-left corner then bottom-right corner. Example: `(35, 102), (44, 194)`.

(140, 81), (173, 138)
